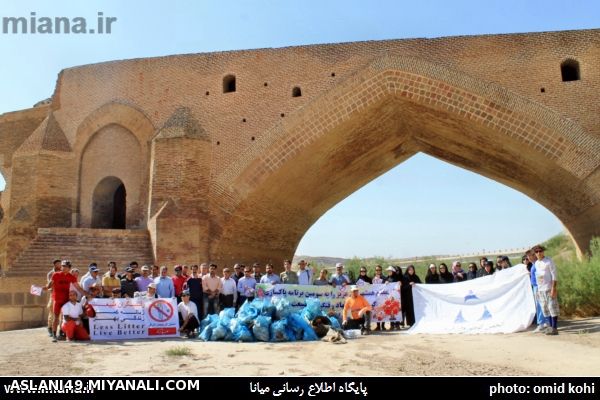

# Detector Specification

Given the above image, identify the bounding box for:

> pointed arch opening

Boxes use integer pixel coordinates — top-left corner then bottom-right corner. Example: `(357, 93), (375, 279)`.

(92, 176), (126, 229)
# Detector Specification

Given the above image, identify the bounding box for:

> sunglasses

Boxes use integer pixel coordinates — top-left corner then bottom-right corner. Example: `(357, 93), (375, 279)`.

(535, 250), (544, 253)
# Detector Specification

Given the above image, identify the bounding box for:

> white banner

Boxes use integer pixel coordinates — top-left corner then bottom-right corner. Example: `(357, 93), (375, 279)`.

(407, 264), (535, 334)
(89, 298), (179, 340)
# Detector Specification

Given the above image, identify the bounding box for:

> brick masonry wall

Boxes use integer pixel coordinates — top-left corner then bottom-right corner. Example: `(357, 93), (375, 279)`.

(0, 29), (598, 272)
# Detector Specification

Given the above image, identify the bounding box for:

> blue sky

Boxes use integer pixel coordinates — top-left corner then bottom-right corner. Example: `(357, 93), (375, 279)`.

(1, 1), (597, 257)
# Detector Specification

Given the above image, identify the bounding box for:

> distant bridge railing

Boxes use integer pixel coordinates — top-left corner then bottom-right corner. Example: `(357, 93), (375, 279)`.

(398, 247), (531, 263)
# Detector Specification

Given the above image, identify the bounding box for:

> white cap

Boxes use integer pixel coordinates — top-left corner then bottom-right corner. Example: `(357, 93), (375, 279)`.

(335, 263), (344, 269)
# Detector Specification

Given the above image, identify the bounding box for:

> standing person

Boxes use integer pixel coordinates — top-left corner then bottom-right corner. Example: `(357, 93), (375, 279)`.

(237, 266), (257, 306)
(232, 264), (243, 283)
(252, 263), (262, 282)
(220, 267), (238, 310)
(280, 260), (298, 284)
(526, 249), (548, 332)
(401, 265), (421, 327)
(154, 266), (175, 298)
(532, 245), (559, 335)
(172, 265), (187, 303)
(102, 262), (120, 298)
(202, 263), (222, 316)
(135, 265), (154, 292)
(329, 263), (351, 287)
(43, 260), (84, 341)
(425, 264), (439, 284)
(120, 267), (138, 298)
(46, 259), (61, 336)
(186, 265), (204, 320)
(438, 263), (454, 283)
(297, 260), (313, 285)
(314, 269), (329, 286)
(466, 263), (479, 280)
(371, 265), (386, 284)
(355, 267), (372, 285)
(260, 263), (281, 285)
(452, 261), (466, 282)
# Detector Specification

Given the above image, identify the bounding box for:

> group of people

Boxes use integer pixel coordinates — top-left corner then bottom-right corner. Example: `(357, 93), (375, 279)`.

(41, 243), (559, 341)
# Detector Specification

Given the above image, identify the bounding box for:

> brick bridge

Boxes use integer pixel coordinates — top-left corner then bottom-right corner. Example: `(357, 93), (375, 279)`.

(0, 30), (599, 328)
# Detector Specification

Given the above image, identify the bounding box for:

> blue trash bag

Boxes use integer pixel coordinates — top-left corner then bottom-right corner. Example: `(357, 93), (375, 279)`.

(232, 323), (254, 342)
(210, 324), (229, 341)
(199, 325), (213, 341)
(274, 297), (293, 319)
(270, 318), (291, 342)
(300, 298), (322, 321)
(237, 301), (259, 326)
(200, 313), (219, 332)
(288, 313), (318, 341)
(252, 297), (276, 318)
(252, 315), (272, 342)
(219, 308), (236, 327)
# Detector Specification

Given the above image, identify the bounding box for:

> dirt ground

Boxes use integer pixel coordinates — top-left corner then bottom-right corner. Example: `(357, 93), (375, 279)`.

(1, 318), (599, 376)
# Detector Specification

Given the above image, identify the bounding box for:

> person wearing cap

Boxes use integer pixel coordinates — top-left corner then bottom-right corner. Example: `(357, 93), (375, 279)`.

(533, 245), (559, 335)
(342, 286), (372, 335)
(82, 265), (102, 295)
(178, 290), (199, 338)
(329, 263), (351, 287)
(135, 265), (154, 292)
(43, 260), (85, 341)
(296, 260), (314, 285)
(102, 262), (120, 298)
(111, 287), (122, 298)
(280, 260), (298, 284)
(120, 267), (139, 298)
(60, 290), (90, 341)
(129, 261), (141, 278)
(172, 265), (188, 303)
(527, 249), (549, 332)
(78, 263), (98, 286)
(145, 282), (158, 299)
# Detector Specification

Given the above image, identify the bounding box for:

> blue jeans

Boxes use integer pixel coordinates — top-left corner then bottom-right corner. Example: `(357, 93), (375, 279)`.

(533, 286), (549, 325)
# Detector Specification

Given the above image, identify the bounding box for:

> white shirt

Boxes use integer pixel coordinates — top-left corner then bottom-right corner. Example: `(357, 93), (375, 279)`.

(220, 277), (238, 302)
(534, 257), (557, 292)
(178, 301), (198, 320)
(297, 268), (313, 285)
(61, 301), (83, 324)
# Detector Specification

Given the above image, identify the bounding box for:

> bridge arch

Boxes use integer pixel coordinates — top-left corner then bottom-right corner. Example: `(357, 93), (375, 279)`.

(210, 56), (600, 263)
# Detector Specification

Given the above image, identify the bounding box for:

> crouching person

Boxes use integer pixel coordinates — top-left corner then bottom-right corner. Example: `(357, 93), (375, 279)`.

(342, 285), (372, 335)
(178, 290), (199, 338)
(61, 290), (90, 341)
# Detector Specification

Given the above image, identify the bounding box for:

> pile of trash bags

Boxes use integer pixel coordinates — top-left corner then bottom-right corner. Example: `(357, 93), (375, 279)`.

(198, 297), (341, 342)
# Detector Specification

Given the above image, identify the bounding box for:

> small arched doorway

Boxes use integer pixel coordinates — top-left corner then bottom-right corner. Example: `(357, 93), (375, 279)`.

(92, 176), (126, 229)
